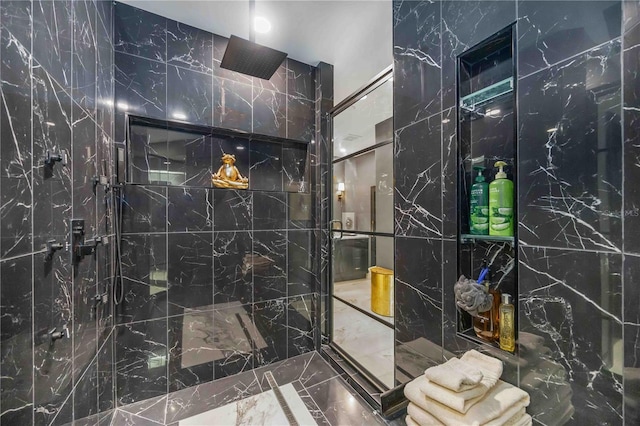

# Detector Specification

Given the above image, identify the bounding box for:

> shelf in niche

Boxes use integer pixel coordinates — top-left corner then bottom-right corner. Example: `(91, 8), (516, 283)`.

(460, 77), (513, 113)
(456, 327), (516, 355)
(460, 234), (514, 245)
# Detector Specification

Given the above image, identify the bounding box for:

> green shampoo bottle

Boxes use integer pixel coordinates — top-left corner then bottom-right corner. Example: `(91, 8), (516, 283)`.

(469, 166), (489, 235)
(489, 161), (514, 236)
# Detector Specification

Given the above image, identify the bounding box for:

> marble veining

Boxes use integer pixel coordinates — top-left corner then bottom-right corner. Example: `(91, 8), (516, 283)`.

(0, 1), (326, 423)
(179, 384), (317, 426)
(392, 1), (634, 424)
(518, 40), (622, 252)
(394, 115), (443, 238)
(1, 0), (114, 424)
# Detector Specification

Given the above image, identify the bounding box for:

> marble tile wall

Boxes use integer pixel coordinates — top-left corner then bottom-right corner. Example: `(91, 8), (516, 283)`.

(393, 0), (636, 424)
(0, 0), (115, 425)
(112, 2), (329, 407)
(313, 62), (333, 343)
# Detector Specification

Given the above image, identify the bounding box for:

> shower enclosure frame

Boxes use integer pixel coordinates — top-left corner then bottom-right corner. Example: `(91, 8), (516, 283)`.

(323, 65), (403, 414)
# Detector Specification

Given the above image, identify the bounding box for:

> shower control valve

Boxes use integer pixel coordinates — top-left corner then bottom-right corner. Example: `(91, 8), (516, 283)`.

(71, 219), (101, 261)
(92, 175), (109, 195)
(43, 151), (68, 167)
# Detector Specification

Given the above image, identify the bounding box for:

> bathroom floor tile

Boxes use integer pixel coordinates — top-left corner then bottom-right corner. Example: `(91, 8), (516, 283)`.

(174, 383), (316, 426)
(334, 278), (394, 326)
(332, 298), (395, 389)
(72, 351), (391, 426)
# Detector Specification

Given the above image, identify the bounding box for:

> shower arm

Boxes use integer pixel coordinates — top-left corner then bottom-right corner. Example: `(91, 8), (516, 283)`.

(249, 0), (256, 43)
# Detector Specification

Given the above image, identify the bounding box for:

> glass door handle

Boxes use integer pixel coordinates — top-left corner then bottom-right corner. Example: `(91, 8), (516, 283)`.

(330, 220), (344, 240)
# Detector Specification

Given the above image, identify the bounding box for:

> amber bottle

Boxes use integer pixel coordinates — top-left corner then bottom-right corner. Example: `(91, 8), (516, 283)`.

(473, 285), (501, 342)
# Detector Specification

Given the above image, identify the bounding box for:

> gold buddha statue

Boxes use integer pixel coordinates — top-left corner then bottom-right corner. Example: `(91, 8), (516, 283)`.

(212, 153), (249, 189)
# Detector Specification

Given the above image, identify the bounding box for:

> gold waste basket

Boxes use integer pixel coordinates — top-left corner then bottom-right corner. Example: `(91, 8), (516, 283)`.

(369, 266), (394, 317)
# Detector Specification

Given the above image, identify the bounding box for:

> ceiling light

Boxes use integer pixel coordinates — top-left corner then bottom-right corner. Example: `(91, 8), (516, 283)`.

(340, 148), (346, 154)
(485, 109), (501, 117)
(236, 146), (245, 151)
(172, 112), (187, 120)
(45, 121), (56, 127)
(546, 127), (558, 133)
(442, 118), (451, 124)
(254, 16), (271, 34)
(116, 101), (129, 111)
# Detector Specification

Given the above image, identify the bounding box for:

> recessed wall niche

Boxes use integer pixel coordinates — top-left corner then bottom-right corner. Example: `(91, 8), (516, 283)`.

(125, 115), (310, 193)
(456, 25), (518, 351)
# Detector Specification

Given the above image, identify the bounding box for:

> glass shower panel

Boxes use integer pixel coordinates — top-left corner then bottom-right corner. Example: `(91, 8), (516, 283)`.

(330, 70), (394, 391)
(332, 144), (394, 234)
(332, 235), (395, 388)
(332, 79), (392, 159)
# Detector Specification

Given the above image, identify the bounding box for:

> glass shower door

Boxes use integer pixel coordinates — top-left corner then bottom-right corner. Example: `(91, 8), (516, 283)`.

(330, 71), (394, 390)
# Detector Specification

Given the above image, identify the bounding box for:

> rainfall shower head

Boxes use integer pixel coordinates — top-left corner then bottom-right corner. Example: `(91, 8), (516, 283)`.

(220, 35), (287, 80)
(220, 0), (287, 80)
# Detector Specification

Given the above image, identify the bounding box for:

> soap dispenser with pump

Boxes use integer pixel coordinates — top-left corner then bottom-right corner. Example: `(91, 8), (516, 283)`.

(469, 166), (489, 235)
(489, 161), (514, 236)
(499, 294), (515, 352)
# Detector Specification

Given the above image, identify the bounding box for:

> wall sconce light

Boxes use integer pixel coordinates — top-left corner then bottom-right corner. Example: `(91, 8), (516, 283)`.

(337, 182), (345, 201)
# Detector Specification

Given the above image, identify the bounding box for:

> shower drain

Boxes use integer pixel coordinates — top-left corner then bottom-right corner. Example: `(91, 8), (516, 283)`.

(263, 371), (300, 426)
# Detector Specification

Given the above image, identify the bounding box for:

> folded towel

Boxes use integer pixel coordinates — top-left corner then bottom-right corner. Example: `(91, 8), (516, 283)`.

(407, 403), (530, 426)
(417, 350), (505, 413)
(519, 414), (533, 426)
(406, 415), (422, 426)
(407, 403), (443, 425)
(418, 378), (488, 413)
(460, 350), (503, 388)
(424, 357), (483, 392)
(405, 378), (530, 426)
(505, 412), (532, 426)
(488, 408), (526, 426)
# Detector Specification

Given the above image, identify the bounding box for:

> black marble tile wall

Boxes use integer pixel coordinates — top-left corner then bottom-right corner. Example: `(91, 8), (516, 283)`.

(117, 182), (321, 403)
(624, 6), (640, 425)
(112, 1), (328, 408)
(114, 1), (316, 143)
(393, 0), (634, 423)
(519, 40), (622, 252)
(314, 62), (333, 343)
(0, 1), (115, 425)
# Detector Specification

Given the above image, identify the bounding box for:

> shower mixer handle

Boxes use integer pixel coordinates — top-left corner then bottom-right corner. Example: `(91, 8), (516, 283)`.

(43, 151), (68, 167)
(71, 218), (108, 262)
(45, 240), (65, 258)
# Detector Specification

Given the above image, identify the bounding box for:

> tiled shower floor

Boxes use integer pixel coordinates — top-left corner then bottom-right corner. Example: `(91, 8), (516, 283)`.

(74, 352), (391, 426)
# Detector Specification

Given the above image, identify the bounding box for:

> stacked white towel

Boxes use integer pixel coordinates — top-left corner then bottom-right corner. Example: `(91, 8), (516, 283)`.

(404, 350), (531, 426)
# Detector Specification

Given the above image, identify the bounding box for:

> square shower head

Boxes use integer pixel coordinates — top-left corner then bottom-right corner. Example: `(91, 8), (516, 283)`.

(220, 35), (287, 80)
